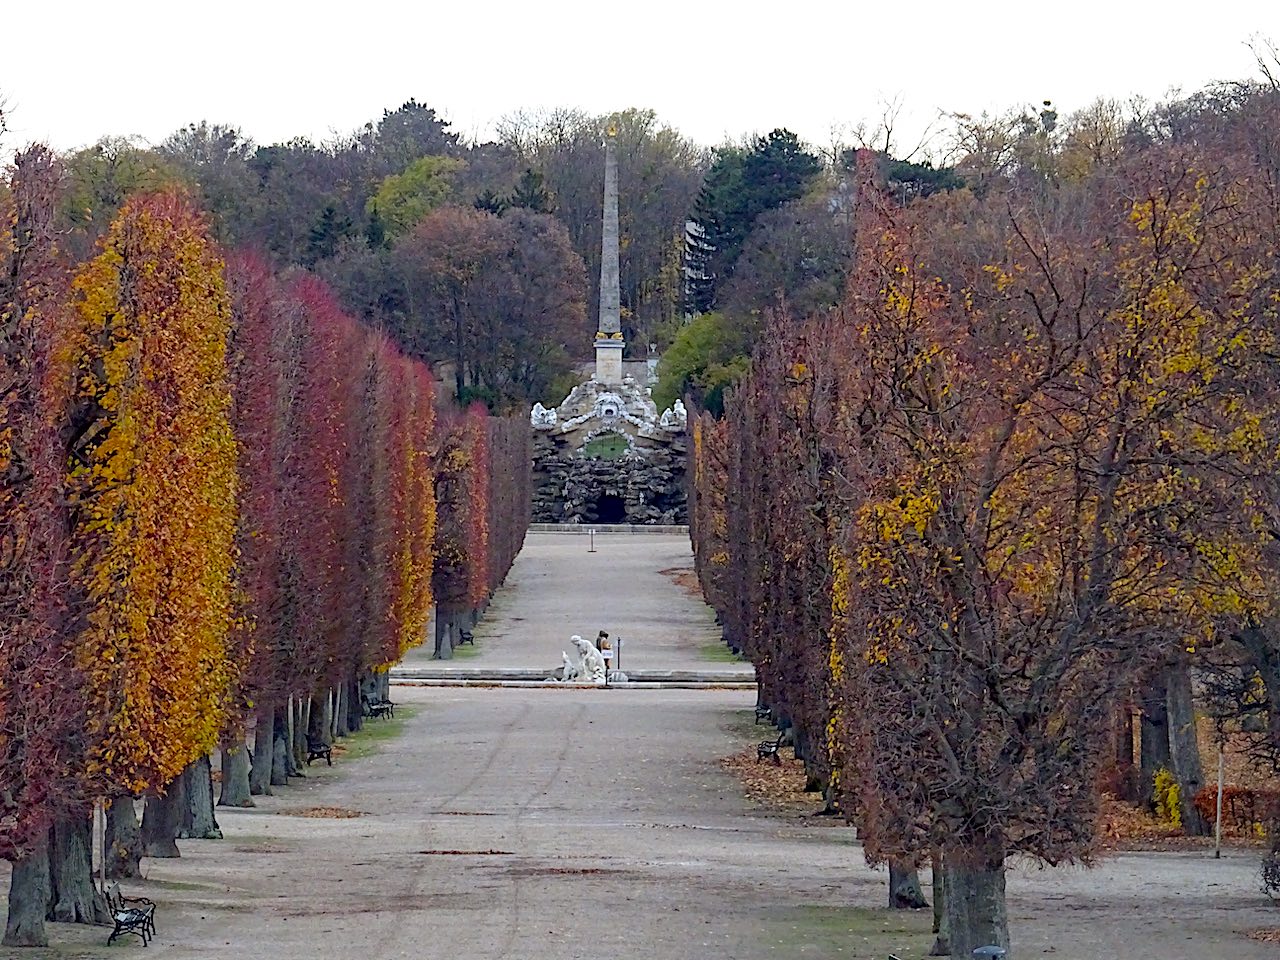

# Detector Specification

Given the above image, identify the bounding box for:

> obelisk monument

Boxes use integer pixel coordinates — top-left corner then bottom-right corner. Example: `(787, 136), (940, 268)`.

(594, 124), (624, 385)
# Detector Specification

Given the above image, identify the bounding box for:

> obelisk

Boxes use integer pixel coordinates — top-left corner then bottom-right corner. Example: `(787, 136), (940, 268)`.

(594, 124), (624, 385)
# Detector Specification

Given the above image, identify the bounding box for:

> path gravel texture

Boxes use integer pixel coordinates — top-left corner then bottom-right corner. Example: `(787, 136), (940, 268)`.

(73, 688), (1280, 960)
(6, 529), (1276, 959)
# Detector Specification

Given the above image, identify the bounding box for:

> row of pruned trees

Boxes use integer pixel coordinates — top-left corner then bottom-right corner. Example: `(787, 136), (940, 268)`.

(691, 81), (1280, 959)
(431, 406), (531, 657)
(0, 147), (528, 947)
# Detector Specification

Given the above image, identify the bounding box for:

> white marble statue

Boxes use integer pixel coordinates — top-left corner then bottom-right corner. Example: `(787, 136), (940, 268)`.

(559, 650), (580, 682)
(571, 635), (608, 686)
(659, 399), (688, 432)
(530, 402), (557, 430)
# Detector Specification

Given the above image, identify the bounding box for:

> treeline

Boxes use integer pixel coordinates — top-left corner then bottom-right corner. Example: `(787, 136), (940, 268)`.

(0, 148), (528, 947)
(49, 104), (710, 411)
(691, 79), (1280, 959)
(48, 102), (867, 414)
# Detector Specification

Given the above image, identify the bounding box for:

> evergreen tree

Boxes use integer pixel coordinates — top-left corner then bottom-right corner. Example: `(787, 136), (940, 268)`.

(683, 130), (820, 314)
(508, 167), (555, 214)
(365, 203), (387, 249)
(305, 204), (352, 266)
(474, 189), (509, 216)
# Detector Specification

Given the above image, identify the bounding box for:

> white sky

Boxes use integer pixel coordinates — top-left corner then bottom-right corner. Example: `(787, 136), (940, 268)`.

(3, 1), (1275, 155)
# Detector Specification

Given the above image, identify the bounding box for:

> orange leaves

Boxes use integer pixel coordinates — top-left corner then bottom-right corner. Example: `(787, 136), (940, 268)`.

(66, 189), (237, 796)
(430, 405), (530, 618)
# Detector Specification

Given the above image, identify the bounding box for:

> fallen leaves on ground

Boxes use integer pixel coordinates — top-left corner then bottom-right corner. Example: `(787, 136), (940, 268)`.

(1247, 928), (1280, 943)
(278, 806), (364, 819)
(658, 566), (703, 599)
(1095, 795), (1184, 849)
(1095, 795), (1263, 851)
(721, 747), (821, 814)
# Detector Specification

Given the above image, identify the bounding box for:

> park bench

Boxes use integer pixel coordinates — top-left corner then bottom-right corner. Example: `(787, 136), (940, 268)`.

(754, 704), (772, 724)
(458, 628), (475, 645)
(757, 732), (785, 764)
(362, 696), (395, 720)
(105, 882), (155, 946)
(305, 733), (332, 766)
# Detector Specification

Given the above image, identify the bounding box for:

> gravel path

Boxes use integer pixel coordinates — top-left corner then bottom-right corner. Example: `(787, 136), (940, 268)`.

(112, 688), (1280, 960)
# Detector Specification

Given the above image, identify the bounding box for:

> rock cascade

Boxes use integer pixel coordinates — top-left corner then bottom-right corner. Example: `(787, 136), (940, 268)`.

(531, 431), (687, 525)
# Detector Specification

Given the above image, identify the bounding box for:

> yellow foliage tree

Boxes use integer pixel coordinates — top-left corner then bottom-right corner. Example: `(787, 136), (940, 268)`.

(63, 189), (238, 798)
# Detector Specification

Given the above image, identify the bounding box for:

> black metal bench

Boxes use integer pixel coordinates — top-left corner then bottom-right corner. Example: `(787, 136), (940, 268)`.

(362, 697), (394, 720)
(754, 704), (772, 724)
(458, 629), (475, 645)
(106, 882), (155, 946)
(305, 734), (332, 766)
(757, 732), (785, 764)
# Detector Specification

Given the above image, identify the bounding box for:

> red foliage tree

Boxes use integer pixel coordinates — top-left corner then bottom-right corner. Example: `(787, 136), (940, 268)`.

(0, 147), (86, 946)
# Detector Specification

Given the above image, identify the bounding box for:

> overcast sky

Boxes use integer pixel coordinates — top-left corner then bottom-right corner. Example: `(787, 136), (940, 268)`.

(3, 1), (1275, 155)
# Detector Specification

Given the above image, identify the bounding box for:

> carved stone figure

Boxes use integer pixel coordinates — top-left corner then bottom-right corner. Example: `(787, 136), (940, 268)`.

(559, 650), (579, 682)
(659, 399), (687, 432)
(571, 635), (607, 685)
(531, 402), (557, 430)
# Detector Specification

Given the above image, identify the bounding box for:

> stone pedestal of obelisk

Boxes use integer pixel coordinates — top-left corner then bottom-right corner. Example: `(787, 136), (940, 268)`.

(594, 126), (624, 385)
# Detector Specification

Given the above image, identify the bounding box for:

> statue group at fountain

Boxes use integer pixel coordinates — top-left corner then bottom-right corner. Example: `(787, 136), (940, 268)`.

(556, 635), (608, 685)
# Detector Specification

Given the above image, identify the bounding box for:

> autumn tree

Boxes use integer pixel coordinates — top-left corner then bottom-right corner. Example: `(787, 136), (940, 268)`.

(431, 406), (529, 658)
(42, 187), (238, 920)
(0, 147), (86, 946)
(214, 253), (293, 808)
(394, 205), (586, 409)
(827, 148), (1278, 954)
(370, 155), (464, 238)
(691, 116), (1280, 956)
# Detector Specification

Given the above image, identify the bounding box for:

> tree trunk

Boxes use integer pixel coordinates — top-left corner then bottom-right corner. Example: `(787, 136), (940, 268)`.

(944, 855), (1009, 960)
(310, 692), (333, 746)
(346, 674), (364, 734)
(1139, 674), (1171, 808)
(1114, 702), (1134, 766)
(435, 612), (454, 660)
(4, 840), (51, 947)
(295, 697), (311, 767)
(271, 703), (291, 787)
(284, 697), (303, 777)
(333, 684), (350, 738)
(105, 798), (142, 879)
(1110, 701), (1138, 802)
(929, 852), (949, 956)
(889, 860), (928, 909)
(1166, 661), (1209, 835)
(250, 704), (274, 796)
(793, 725), (809, 763)
(219, 733), (254, 807)
(140, 781), (185, 859)
(47, 813), (108, 923)
(179, 756), (223, 840)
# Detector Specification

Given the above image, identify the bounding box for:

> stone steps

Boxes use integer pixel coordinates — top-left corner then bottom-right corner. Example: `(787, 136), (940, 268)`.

(526, 523), (689, 535)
